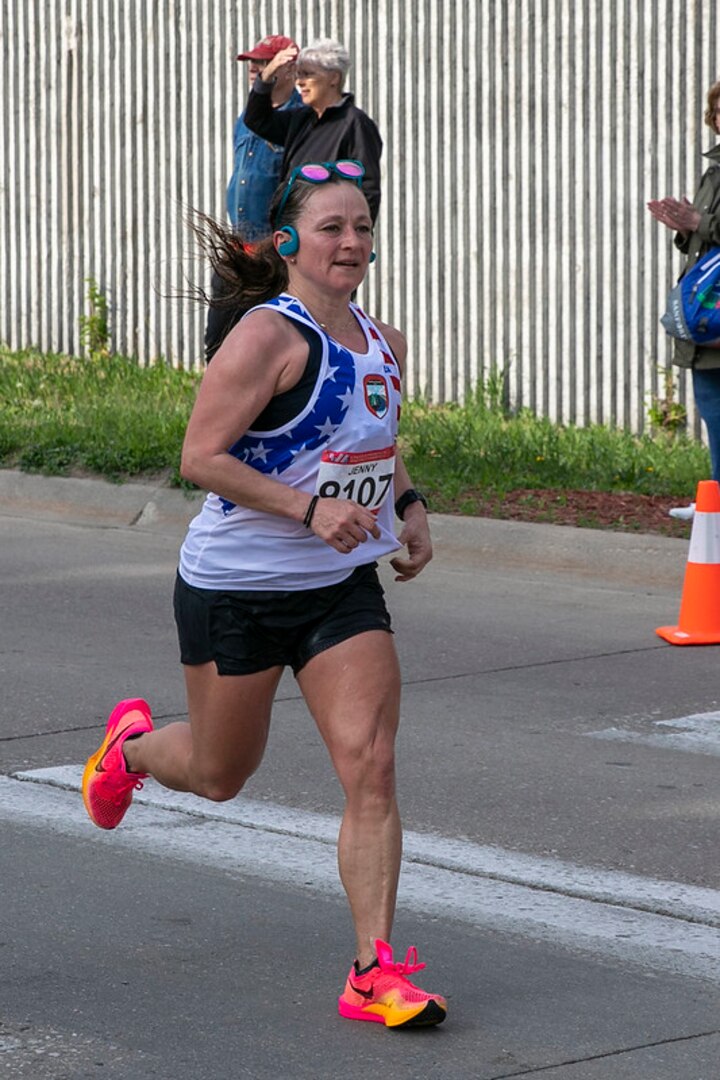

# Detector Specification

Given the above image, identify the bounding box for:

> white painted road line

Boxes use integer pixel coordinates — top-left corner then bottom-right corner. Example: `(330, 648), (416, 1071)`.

(588, 710), (720, 757)
(16, 765), (720, 927)
(4, 768), (720, 984)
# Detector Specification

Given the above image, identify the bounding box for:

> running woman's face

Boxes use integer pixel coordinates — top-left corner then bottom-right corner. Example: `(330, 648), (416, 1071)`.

(289, 184), (373, 295)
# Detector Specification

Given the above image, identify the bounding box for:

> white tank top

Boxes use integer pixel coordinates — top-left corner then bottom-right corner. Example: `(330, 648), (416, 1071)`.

(179, 294), (403, 590)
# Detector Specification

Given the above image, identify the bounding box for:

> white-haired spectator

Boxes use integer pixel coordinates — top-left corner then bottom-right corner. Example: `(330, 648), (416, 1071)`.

(244, 37), (382, 222)
(297, 38), (351, 84)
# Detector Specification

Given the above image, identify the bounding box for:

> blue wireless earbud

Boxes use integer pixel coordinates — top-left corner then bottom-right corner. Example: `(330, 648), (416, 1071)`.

(277, 225), (299, 257)
(369, 251), (377, 263)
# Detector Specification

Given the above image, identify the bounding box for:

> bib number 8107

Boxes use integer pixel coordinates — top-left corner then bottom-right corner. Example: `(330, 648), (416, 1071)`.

(315, 446), (395, 513)
(319, 472), (393, 508)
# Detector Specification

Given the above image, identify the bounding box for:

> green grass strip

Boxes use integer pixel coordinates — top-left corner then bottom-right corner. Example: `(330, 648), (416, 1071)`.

(0, 347), (710, 503)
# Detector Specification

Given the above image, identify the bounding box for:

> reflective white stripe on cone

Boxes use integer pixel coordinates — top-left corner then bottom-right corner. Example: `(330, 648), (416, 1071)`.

(688, 511), (720, 565)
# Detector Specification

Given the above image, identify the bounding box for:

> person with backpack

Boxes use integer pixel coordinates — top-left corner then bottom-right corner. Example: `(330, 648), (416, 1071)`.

(649, 78), (720, 519)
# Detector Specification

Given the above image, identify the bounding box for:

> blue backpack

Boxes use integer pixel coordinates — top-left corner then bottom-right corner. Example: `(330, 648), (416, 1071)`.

(662, 246), (720, 346)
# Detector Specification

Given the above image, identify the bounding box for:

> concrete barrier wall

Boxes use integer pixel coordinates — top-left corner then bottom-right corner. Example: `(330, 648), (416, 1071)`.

(1, 0), (717, 437)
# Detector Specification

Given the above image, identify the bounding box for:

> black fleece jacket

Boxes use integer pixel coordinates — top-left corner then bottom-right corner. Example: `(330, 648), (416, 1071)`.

(244, 77), (382, 222)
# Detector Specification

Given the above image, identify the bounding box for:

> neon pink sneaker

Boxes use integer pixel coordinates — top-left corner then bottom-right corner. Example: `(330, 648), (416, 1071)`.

(338, 939), (447, 1027)
(82, 698), (153, 829)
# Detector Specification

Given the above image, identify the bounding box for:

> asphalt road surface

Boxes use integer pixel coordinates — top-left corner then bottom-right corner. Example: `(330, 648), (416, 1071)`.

(0, 477), (718, 1079)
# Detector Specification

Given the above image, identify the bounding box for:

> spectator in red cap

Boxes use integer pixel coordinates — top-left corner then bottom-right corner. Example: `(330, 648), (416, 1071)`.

(227, 35), (300, 240)
(206, 34), (301, 362)
(244, 38), (382, 223)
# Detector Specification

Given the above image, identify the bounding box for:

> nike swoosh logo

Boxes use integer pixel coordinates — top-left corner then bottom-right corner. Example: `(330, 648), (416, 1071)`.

(348, 981), (374, 1000)
(94, 723), (136, 773)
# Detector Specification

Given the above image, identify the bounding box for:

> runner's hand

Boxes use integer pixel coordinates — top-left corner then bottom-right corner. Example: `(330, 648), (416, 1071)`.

(390, 506), (432, 581)
(309, 498), (381, 554)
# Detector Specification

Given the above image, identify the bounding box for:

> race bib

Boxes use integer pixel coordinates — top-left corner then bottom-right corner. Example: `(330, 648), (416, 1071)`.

(315, 446), (395, 512)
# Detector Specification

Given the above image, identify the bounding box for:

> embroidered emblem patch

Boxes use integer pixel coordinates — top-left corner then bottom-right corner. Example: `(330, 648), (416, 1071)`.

(364, 374), (389, 418)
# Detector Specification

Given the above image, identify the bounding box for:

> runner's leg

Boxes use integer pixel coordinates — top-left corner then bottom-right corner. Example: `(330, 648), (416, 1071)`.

(124, 662), (283, 801)
(297, 631), (402, 968)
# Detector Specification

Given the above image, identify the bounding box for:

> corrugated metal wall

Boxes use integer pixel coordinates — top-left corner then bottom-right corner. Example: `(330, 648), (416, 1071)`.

(1, 0), (718, 435)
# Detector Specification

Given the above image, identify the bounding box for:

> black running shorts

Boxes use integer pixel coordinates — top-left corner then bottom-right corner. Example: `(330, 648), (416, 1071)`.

(173, 563), (393, 676)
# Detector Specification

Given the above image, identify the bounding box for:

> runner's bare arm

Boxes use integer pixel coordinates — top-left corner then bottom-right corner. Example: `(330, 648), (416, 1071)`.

(181, 311), (315, 522)
(181, 310), (382, 548)
(390, 452), (432, 582)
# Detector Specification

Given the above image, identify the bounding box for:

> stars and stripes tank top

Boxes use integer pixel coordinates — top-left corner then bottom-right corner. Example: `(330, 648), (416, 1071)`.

(178, 294), (403, 591)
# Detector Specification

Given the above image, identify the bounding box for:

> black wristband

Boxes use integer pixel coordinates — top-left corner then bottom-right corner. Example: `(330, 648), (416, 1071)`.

(394, 488), (428, 520)
(303, 494), (319, 528)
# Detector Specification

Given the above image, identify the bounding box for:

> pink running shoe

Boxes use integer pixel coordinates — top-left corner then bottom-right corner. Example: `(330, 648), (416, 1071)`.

(82, 698), (153, 830)
(338, 939), (447, 1027)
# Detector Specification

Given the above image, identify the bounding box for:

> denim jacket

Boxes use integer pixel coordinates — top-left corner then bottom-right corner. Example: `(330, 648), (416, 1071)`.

(226, 90), (301, 243)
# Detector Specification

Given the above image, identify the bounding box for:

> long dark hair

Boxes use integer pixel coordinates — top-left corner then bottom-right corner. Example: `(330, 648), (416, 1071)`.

(189, 172), (362, 313)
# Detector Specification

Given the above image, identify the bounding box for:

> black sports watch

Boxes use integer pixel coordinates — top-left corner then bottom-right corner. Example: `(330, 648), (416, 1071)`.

(394, 488), (428, 520)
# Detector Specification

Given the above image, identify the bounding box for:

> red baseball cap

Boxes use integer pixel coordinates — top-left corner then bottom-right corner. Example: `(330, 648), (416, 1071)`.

(236, 35), (298, 61)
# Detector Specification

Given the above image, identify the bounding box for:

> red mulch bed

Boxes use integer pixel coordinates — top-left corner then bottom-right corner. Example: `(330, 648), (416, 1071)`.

(436, 489), (694, 538)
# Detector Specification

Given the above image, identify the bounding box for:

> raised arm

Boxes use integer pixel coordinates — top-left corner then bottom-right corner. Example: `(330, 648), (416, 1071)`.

(244, 46), (299, 144)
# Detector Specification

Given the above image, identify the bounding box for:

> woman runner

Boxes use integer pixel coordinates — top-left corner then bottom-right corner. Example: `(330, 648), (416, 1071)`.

(82, 160), (447, 1029)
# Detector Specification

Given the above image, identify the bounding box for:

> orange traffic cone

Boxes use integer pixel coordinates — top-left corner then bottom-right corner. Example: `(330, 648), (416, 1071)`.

(657, 480), (720, 645)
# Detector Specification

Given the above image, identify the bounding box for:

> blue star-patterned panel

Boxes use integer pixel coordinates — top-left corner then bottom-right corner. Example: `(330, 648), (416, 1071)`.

(219, 295), (356, 515)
